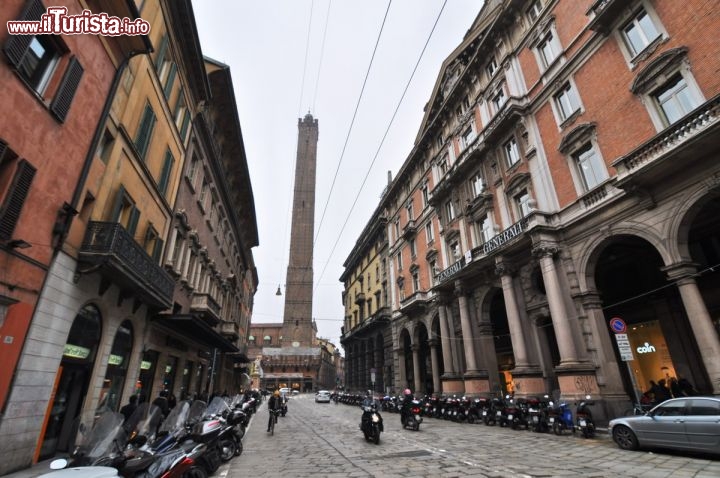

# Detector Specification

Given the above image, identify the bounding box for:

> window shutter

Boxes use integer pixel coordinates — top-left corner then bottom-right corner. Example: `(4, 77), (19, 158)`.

(158, 149), (174, 196)
(152, 238), (164, 263)
(3, 0), (45, 68)
(0, 159), (37, 240)
(110, 185), (126, 223)
(163, 63), (177, 99)
(154, 35), (168, 70)
(50, 57), (84, 122)
(180, 111), (191, 140)
(134, 103), (156, 160)
(127, 207), (140, 237)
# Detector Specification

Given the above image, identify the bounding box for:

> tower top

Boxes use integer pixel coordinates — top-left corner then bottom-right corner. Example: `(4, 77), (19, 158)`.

(300, 112), (318, 125)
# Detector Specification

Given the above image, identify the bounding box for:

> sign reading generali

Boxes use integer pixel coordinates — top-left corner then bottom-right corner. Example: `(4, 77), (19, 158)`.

(436, 258), (465, 283)
(482, 218), (528, 255)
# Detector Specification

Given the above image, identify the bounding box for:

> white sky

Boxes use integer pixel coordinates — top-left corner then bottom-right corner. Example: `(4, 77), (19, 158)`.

(191, 1), (483, 353)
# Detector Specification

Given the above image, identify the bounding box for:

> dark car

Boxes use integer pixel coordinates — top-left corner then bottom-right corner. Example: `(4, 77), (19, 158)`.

(609, 397), (720, 455)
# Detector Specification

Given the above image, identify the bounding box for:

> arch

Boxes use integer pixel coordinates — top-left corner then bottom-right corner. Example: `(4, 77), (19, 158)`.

(669, 183), (720, 261)
(576, 226), (671, 292)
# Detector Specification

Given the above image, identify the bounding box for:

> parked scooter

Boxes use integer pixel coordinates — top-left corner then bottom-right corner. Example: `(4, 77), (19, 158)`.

(575, 395), (596, 438)
(549, 399), (575, 435)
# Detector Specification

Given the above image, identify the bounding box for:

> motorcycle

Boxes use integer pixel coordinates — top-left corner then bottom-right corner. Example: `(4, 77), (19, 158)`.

(401, 399), (423, 431)
(527, 395), (551, 433)
(550, 399), (575, 436)
(359, 402), (383, 444)
(575, 395), (596, 438)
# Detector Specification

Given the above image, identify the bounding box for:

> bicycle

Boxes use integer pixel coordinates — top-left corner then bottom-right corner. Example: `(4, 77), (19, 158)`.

(269, 408), (280, 435)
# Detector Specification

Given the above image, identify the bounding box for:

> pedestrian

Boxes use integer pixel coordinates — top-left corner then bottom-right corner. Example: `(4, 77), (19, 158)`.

(152, 390), (170, 418)
(267, 390), (282, 432)
(120, 394), (138, 422)
(654, 379), (672, 403)
(168, 393), (177, 410)
(669, 377), (682, 398)
(678, 377), (697, 396)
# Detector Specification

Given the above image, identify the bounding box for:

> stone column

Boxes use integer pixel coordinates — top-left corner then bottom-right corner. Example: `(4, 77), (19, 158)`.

(412, 343), (422, 394)
(664, 262), (720, 393)
(455, 282), (479, 373)
(438, 298), (456, 375)
(533, 244), (580, 365)
(396, 346), (407, 390)
(428, 338), (440, 395)
(494, 261), (531, 369)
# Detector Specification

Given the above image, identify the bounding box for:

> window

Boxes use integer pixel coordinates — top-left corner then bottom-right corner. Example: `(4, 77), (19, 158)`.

(429, 260), (437, 284)
(527, 0), (543, 22)
(406, 200), (414, 221)
(393, 219), (400, 241)
(412, 270), (420, 292)
(515, 190), (532, 218)
(504, 138), (520, 167)
(461, 126), (476, 150)
(174, 88), (190, 139)
(263, 335), (272, 345)
(425, 222), (434, 244)
(654, 400), (687, 417)
(163, 63), (177, 100)
(480, 219), (493, 243)
(144, 224), (163, 262)
(111, 186), (140, 237)
(689, 399), (720, 416)
(555, 82), (581, 122)
(186, 154), (199, 186)
(486, 57), (498, 78)
(134, 102), (156, 160)
(491, 86), (506, 113)
(438, 156), (449, 175)
(170, 229), (184, 268)
(157, 149), (175, 196)
(98, 129), (115, 163)
(436, 133), (444, 150)
(409, 238), (416, 258)
(14, 35), (60, 94)
(445, 200), (456, 221)
(199, 180), (209, 210)
(537, 31), (560, 68)
(449, 241), (460, 263)
(653, 74), (696, 126)
(573, 143), (606, 191)
(0, 154), (36, 241)
(396, 253), (403, 272)
(470, 172), (485, 197)
(421, 183), (429, 207)
(622, 8), (661, 57)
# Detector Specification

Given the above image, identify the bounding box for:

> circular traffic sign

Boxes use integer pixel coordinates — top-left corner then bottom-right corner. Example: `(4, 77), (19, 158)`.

(609, 317), (627, 334)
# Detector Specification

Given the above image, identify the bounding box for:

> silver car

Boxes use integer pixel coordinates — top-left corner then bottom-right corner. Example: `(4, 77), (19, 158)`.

(609, 397), (720, 455)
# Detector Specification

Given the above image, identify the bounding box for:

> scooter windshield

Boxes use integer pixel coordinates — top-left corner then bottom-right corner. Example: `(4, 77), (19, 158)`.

(159, 400), (191, 434)
(187, 400), (207, 426)
(83, 411), (126, 461)
(205, 396), (230, 418)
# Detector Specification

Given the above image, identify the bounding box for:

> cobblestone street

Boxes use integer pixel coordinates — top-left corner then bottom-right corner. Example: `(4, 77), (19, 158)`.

(218, 395), (720, 478)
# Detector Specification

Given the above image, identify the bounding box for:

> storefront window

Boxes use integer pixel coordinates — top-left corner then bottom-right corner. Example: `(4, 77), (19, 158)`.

(181, 360), (194, 400)
(163, 356), (179, 393)
(100, 320), (133, 411)
(626, 320), (676, 394)
(137, 349), (159, 402)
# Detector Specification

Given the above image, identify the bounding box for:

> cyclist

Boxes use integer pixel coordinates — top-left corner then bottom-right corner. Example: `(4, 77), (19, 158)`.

(267, 390), (282, 432)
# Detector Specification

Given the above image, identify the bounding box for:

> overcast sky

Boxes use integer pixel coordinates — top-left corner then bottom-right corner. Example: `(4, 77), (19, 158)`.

(191, 1), (483, 353)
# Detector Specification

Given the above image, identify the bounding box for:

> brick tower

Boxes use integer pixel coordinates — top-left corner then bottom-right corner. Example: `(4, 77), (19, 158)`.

(281, 113), (318, 348)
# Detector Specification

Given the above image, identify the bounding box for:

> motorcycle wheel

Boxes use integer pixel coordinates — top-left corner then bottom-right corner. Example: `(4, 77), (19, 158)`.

(219, 439), (237, 462)
(467, 415), (475, 424)
(413, 423), (420, 431)
(552, 422), (563, 435)
(235, 439), (243, 456)
(373, 427), (380, 445)
(183, 466), (208, 478)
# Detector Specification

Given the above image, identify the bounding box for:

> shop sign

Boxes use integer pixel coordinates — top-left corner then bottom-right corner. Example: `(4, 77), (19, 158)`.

(63, 343), (90, 359)
(108, 354), (123, 366)
(482, 219), (528, 255)
(636, 342), (656, 354)
(437, 258), (465, 283)
(140, 360), (152, 370)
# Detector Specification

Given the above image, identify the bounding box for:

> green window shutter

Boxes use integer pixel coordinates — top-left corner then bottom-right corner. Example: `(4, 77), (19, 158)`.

(163, 63), (177, 100)
(127, 207), (140, 237)
(158, 149), (174, 196)
(0, 159), (36, 240)
(180, 111), (191, 140)
(154, 35), (168, 70)
(3, 0), (44, 68)
(50, 56), (84, 122)
(134, 103), (156, 160)
(152, 238), (164, 263)
(110, 185), (126, 223)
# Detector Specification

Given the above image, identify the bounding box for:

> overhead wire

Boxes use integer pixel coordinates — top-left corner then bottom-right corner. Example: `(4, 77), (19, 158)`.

(297, 0), (316, 117)
(311, 0), (333, 112)
(314, 0), (449, 297)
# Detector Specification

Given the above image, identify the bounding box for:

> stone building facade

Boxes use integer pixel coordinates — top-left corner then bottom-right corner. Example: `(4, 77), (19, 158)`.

(341, 0), (720, 422)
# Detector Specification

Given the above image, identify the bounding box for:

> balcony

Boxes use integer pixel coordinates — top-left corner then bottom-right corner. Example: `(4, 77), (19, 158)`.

(354, 292), (366, 305)
(483, 97), (527, 145)
(220, 320), (239, 340)
(612, 96), (720, 191)
(402, 219), (417, 239)
(191, 292), (222, 326)
(79, 221), (174, 309)
(400, 290), (432, 315)
(587, 0), (627, 35)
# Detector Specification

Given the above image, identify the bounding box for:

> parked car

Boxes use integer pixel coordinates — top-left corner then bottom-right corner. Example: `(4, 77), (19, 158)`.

(609, 397), (720, 455)
(315, 390), (331, 403)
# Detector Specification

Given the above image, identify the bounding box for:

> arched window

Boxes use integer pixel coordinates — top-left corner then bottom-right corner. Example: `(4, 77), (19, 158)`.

(263, 335), (272, 345)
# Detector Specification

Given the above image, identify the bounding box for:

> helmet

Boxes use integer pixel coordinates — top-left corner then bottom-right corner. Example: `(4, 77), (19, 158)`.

(273, 390), (280, 397)
(367, 390), (372, 396)
(403, 388), (411, 396)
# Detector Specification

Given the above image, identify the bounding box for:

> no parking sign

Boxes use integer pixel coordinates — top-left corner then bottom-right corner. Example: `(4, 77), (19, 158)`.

(609, 317), (627, 334)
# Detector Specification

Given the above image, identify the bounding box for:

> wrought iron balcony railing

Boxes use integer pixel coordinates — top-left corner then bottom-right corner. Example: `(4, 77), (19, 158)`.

(79, 221), (174, 309)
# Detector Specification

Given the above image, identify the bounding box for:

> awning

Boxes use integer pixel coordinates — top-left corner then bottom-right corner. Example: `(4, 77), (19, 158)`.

(153, 314), (238, 353)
